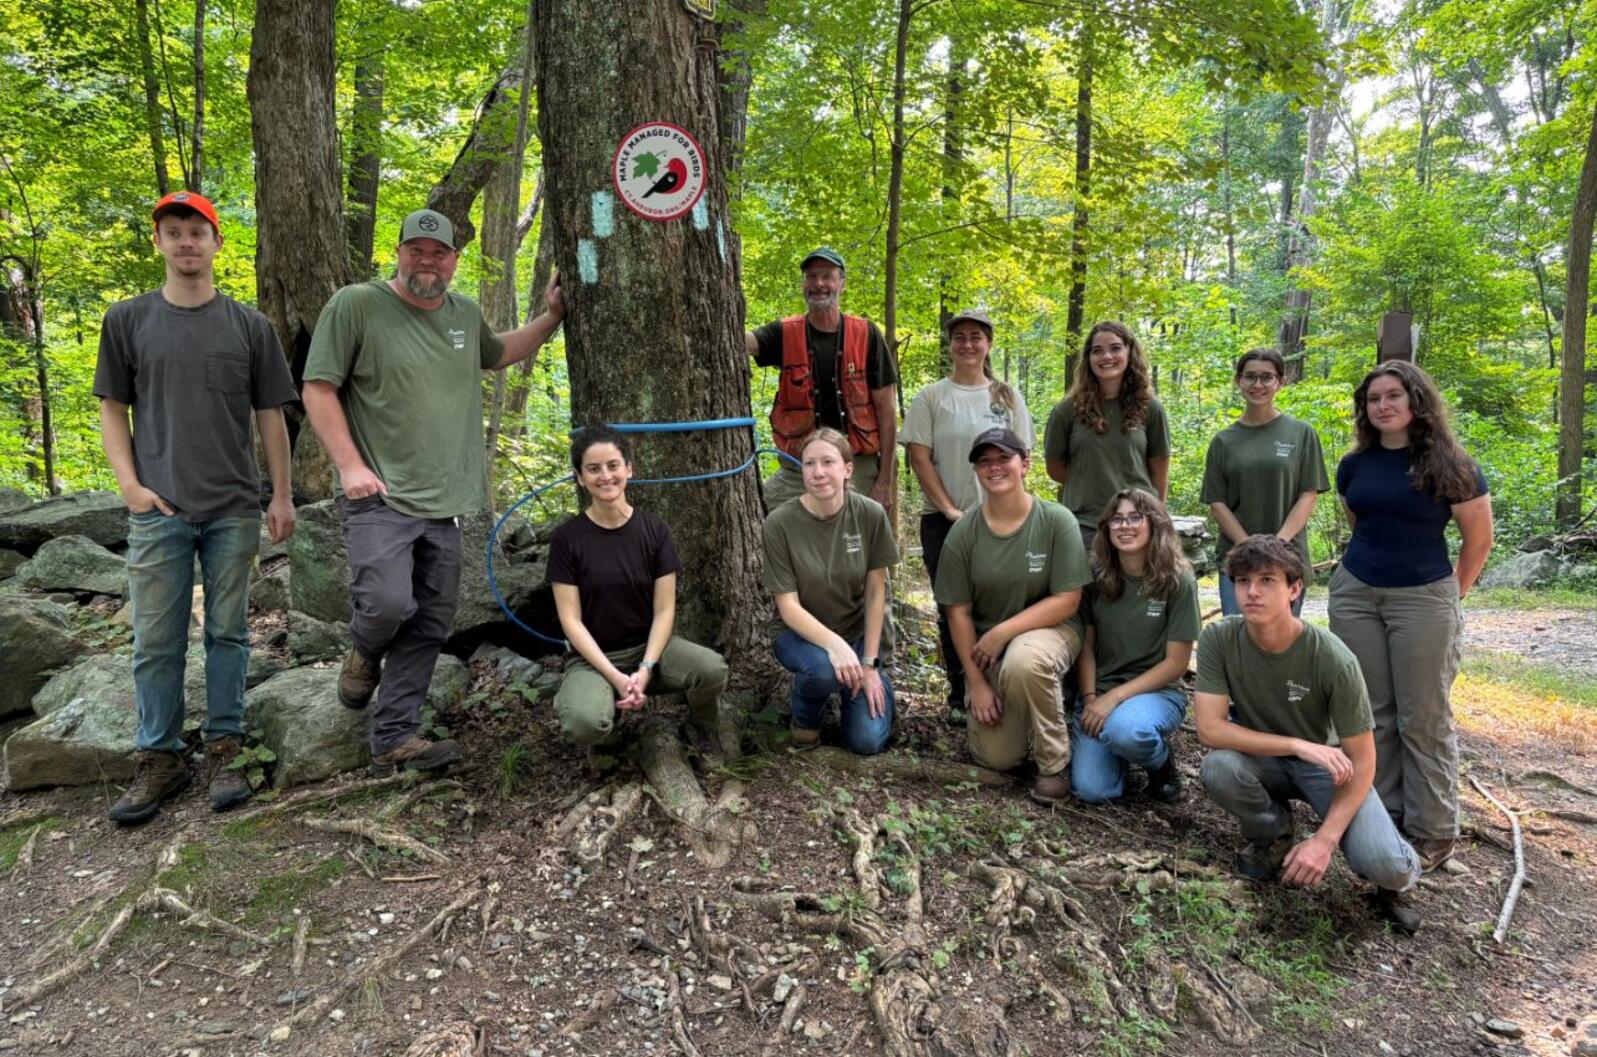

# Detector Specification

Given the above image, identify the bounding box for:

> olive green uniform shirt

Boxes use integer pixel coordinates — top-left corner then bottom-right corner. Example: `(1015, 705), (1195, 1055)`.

(934, 498), (1090, 638)
(304, 281), (505, 519)
(1084, 571), (1200, 694)
(763, 491), (899, 656)
(1043, 396), (1170, 525)
(1200, 413), (1329, 565)
(1195, 617), (1372, 744)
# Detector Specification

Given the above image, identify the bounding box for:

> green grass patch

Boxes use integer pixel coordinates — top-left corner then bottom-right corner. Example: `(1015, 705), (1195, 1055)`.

(0, 814), (62, 870)
(218, 814), (269, 843)
(1460, 652), (1597, 711)
(1467, 584), (1597, 611)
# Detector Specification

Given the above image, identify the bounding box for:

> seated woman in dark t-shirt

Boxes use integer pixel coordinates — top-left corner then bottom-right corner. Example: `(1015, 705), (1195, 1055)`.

(548, 426), (728, 750)
(1326, 361), (1494, 874)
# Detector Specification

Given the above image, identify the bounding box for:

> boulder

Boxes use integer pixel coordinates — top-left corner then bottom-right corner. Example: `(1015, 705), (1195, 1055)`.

(287, 500), (350, 623)
(453, 509), (547, 640)
(245, 654), (468, 789)
(0, 596), (88, 720)
(470, 643), (542, 685)
(17, 534), (128, 596)
(287, 610), (353, 663)
(1478, 550), (1564, 591)
(1172, 515), (1215, 577)
(2, 696), (139, 791)
(259, 520), (290, 563)
(32, 654), (134, 717)
(0, 487), (32, 515)
(251, 561), (291, 612)
(0, 491), (129, 552)
(0, 548), (25, 579)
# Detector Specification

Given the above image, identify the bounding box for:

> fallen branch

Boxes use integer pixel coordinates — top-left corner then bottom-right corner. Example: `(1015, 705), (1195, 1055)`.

(300, 817), (451, 866)
(5, 900), (137, 1010)
(1468, 775), (1526, 944)
(284, 883), (482, 1031)
(382, 873), (445, 883)
(1461, 820), (1512, 852)
(140, 887), (269, 946)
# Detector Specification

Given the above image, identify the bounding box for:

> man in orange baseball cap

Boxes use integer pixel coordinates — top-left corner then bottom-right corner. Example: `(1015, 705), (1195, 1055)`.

(151, 190), (221, 234)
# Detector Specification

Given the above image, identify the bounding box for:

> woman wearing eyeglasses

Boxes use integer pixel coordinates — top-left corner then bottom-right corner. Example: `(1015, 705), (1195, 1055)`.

(1200, 348), (1329, 616)
(1069, 489), (1200, 803)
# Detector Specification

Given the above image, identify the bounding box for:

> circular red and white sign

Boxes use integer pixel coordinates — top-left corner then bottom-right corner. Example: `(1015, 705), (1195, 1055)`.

(612, 122), (707, 222)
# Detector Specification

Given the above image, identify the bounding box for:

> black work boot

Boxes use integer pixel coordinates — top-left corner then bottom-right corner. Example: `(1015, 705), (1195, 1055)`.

(338, 648), (381, 711)
(109, 750), (192, 826)
(369, 735), (462, 777)
(204, 737), (255, 813)
(1145, 754), (1183, 803)
(1375, 887), (1422, 935)
(1238, 836), (1293, 882)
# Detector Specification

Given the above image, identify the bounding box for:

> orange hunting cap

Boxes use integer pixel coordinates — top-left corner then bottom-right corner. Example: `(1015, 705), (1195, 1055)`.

(152, 190), (220, 235)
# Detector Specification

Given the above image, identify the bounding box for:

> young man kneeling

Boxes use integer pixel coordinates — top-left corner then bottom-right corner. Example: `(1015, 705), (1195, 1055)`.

(1194, 535), (1421, 932)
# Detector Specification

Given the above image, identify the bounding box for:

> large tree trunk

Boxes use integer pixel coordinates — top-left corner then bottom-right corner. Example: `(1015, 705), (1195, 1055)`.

(883, 0), (912, 359)
(247, 0), (353, 500)
(345, 54), (384, 279)
(190, 0), (205, 191)
(1557, 97), (1597, 527)
(134, 0), (171, 196)
(1, 260), (56, 494)
(535, 0), (766, 655)
(1065, 36), (1093, 379)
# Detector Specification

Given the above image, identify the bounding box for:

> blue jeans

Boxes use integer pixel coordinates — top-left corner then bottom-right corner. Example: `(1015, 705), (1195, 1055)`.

(1069, 687), (1186, 802)
(774, 631), (893, 756)
(1200, 749), (1420, 892)
(126, 512), (260, 753)
(1219, 572), (1305, 617)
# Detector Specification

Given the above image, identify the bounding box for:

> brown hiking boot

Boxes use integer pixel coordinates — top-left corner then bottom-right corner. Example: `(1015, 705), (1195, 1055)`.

(109, 750), (192, 826)
(1238, 836), (1294, 882)
(1030, 771), (1071, 806)
(1413, 837), (1456, 873)
(369, 735), (462, 777)
(204, 738), (255, 813)
(338, 648), (381, 711)
(790, 725), (821, 750)
(1375, 887), (1422, 935)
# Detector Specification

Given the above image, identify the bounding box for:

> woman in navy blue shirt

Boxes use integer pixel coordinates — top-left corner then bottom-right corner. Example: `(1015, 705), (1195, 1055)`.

(1328, 361), (1493, 874)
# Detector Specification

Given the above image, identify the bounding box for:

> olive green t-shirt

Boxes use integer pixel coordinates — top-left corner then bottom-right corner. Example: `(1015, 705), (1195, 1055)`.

(1199, 413), (1329, 565)
(934, 498), (1090, 638)
(763, 491), (899, 655)
(1084, 571), (1200, 694)
(1194, 617), (1372, 744)
(1043, 396), (1171, 524)
(304, 281), (505, 519)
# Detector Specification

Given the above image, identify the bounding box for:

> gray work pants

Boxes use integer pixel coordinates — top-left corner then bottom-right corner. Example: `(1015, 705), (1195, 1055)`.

(339, 495), (463, 755)
(1200, 749), (1420, 892)
(1327, 566), (1463, 842)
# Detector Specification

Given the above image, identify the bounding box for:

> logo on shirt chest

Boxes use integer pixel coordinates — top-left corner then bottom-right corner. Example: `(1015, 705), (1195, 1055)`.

(1025, 550), (1046, 574)
(1274, 441), (1296, 458)
(844, 532), (863, 555)
(448, 328), (467, 352)
(1285, 679), (1310, 704)
(1145, 599), (1166, 618)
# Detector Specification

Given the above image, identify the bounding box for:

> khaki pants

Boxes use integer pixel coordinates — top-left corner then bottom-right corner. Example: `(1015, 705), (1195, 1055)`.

(1327, 566), (1463, 841)
(762, 453), (880, 510)
(967, 623), (1082, 776)
(555, 635), (728, 747)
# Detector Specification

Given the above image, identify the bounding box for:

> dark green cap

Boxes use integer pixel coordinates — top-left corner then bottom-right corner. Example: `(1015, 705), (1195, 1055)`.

(800, 247), (845, 271)
(399, 208), (457, 250)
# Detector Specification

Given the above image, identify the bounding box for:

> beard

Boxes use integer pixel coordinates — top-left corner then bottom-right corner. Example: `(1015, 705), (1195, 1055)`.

(403, 271), (451, 299)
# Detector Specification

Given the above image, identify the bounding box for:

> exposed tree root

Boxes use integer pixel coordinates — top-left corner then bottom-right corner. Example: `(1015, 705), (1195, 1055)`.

(9, 822), (42, 878)
(299, 817), (451, 866)
(553, 782), (644, 868)
(226, 773), (413, 826)
(378, 779), (465, 822)
(5, 901), (136, 1011)
(292, 915), (310, 975)
(804, 746), (1013, 788)
(1513, 769), (1597, 800)
(282, 883), (482, 1033)
(140, 887), (269, 946)
(668, 963), (704, 1057)
(835, 805), (885, 910)
(1171, 962), (1259, 1043)
(402, 1021), (480, 1057)
(637, 717), (753, 868)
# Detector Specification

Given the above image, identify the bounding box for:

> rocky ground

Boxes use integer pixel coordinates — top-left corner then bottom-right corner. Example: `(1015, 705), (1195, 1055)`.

(1, 489), (1595, 1057)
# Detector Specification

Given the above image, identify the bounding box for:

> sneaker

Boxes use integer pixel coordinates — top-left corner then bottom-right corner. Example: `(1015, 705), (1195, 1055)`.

(369, 735), (462, 777)
(790, 726), (821, 750)
(1375, 887), (1422, 935)
(1413, 837), (1456, 873)
(108, 750), (192, 825)
(204, 738), (255, 813)
(1145, 755), (1183, 803)
(338, 648), (381, 711)
(1030, 771), (1071, 806)
(1238, 836), (1293, 882)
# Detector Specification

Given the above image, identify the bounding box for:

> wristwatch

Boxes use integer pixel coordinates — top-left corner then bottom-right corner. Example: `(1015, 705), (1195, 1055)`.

(863, 656), (881, 670)
(640, 659), (656, 672)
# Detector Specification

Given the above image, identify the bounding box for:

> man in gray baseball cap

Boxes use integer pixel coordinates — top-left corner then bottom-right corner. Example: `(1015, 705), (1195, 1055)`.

(302, 207), (564, 778)
(744, 246), (900, 512)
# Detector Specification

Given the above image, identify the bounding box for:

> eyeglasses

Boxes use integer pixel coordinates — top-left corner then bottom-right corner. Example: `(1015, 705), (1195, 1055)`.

(1240, 372), (1280, 386)
(1108, 513), (1146, 528)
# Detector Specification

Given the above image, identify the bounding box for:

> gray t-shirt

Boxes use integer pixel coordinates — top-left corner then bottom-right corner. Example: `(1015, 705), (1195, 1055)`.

(93, 290), (298, 521)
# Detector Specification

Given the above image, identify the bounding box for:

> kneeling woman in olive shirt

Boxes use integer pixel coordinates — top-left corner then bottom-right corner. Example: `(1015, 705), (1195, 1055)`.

(763, 429), (899, 754)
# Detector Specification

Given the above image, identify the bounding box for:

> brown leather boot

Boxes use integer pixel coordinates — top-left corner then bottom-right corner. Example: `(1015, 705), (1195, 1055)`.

(204, 738), (255, 813)
(1414, 837), (1456, 873)
(109, 750), (191, 825)
(1030, 771), (1071, 805)
(369, 735), (462, 777)
(338, 648), (381, 711)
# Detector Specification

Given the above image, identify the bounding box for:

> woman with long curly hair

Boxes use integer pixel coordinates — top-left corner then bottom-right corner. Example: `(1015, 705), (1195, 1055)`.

(1069, 489), (1200, 804)
(1328, 360), (1494, 874)
(1043, 321), (1170, 548)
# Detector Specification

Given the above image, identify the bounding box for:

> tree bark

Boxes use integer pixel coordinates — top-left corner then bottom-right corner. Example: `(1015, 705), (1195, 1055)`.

(937, 35), (965, 331)
(190, 0), (205, 191)
(883, 0), (912, 357)
(345, 54), (384, 279)
(135, 0), (171, 196)
(535, 0), (766, 655)
(1065, 35), (1093, 379)
(1557, 97), (1597, 527)
(247, 0), (353, 500)
(425, 50), (532, 253)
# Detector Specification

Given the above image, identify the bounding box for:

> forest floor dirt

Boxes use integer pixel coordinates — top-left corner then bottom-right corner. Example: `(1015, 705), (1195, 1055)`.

(2, 578), (1596, 1057)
